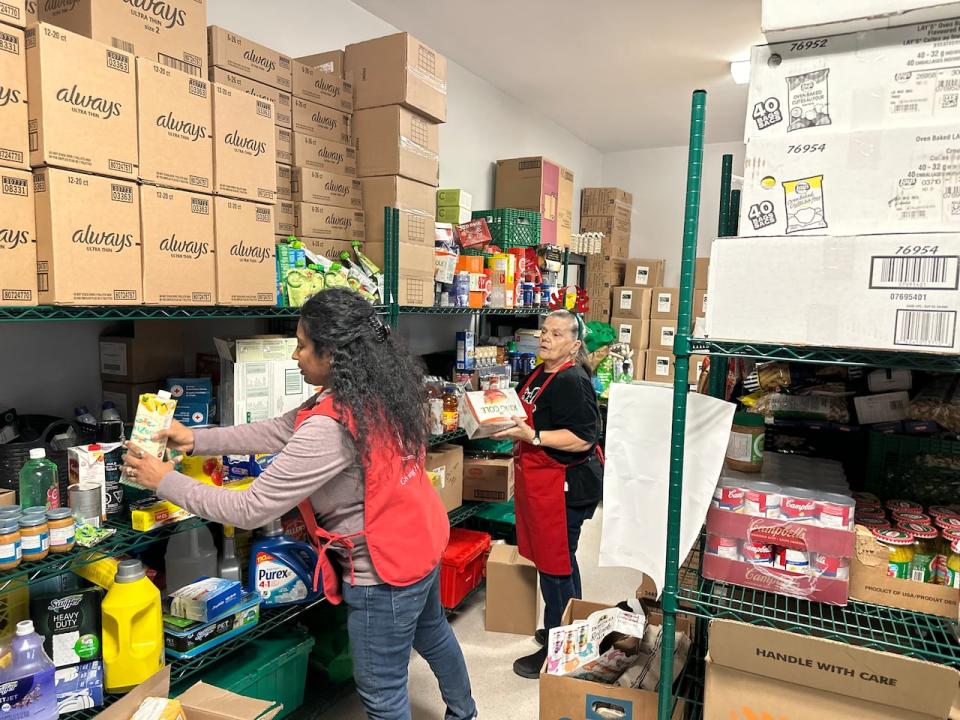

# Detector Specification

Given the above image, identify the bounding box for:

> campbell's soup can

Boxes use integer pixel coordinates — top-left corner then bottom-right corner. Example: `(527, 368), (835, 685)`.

(775, 547), (810, 575)
(706, 535), (739, 560)
(780, 487), (818, 523)
(712, 478), (746, 513)
(744, 482), (781, 518)
(813, 554), (849, 579)
(818, 493), (856, 530)
(741, 542), (774, 566)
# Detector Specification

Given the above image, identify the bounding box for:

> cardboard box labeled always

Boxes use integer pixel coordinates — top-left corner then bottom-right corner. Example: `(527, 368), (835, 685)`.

(704, 619), (959, 720)
(295, 202), (364, 241)
(345, 32), (447, 123)
(463, 457), (514, 503)
(296, 49), (343, 78)
(292, 96), (350, 143)
(706, 234), (960, 354)
(540, 600), (690, 720)
(99, 322), (183, 384)
(625, 258), (665, 288)
(140, 187), (215, 306)
(650, 287), (679, 320)
(363, 240), (433, 306)
(275, 125), (292, 165)
(213, 197), (275, 306)
(291, 60), (353, 112)
(207, 25), (291, 91)
(648, 318), (677, 352)
(582, 187), (633, 216)
(361, 175), (435, 247)
(33, 168), (141, 305)
(26, 24), (137, 179)
(0, 25), (28, 170)
(741, 127), (960, 237)
(612, 287), (651, 321)
(211, 83), (276, 203)
(275, 200), (295, 236)
(292, 168), (361, 209)
(353, 105), (440, 186)
(496, 156), (574, 249)
(137, 58), (213, 194)
(276, 163), (291, 201)
(299, 237), (352, 264)
(209, 68), (292, 128)
(0, 168), (37, 306)
(426, 443), (463, 513)
(40, 0), (207, 77)
(0, 0), (26, 27)
(485, 544), (538, 636)
(748, 18), (960, 140)
(291, 133), (356, 176)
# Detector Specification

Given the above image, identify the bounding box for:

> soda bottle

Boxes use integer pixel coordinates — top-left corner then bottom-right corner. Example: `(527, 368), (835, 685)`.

(18, 449), (59, 510)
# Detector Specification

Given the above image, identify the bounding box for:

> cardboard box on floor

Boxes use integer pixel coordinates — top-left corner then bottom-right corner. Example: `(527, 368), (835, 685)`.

(291, 60), (353, 112)
(485, 544), (538, 636)
(345, 32), (447, 123)
(704, 619), (960, 720)
(39, 0), (207, 77)
(292, 96), (350, 144)
(650, 287), (679, 320)
(26, 24), (138, 180)
(363, 240), (433, 307)
(0, 0), (26, 27)
(276, 163), (292, 201)
(624, 259), (665, 289)
(209, 68), (292, 129)
(292, 167), (361, 209)
(0, 168), (38, 306)
(291, 133), (356, 176)
(140, 186), (215, 306)
(213, 197), (275, 306)
(0, 25), (29, 171)
(463, 457), (514, 503)
(361, 175), (435, 247)
(33, 168), (142, 305)
(612, 287), (651, 321)
(296, 49), (343, 78)
(211, 82), (277, 203)
(610, 316), (651, 353)
(540, 600), (690, 720)
(645, 351), (674, 384)
(100, 322), (184, 384)
(137, 58), (213, 194)
(495, 156), (574, 249)
(425, 443), (463, 513)
(353, 105), (440, 186)
(93, 666), (282, 720)
(649, 318), (677, 352)
(207, 25), (291, 91)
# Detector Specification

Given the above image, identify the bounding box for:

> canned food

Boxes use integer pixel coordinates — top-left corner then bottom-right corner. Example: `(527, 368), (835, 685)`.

(744, 482), (781, 519)
(891, 511), (931, 526)
(885, 499), (923, 513)
(706, 535), (739, 560)
(712, 477), (746, 513)
(855, 509), (887, 521)
(741, 542), (774, 566)
(780, 487), (818, 523)
(812, 554), (849, 580)
(818, 493), (855, 530)
(935, 516), (960, 533)
(856, 517), (891, 530)
(928, 506), (960, 522)
(775, 547), (810, 575)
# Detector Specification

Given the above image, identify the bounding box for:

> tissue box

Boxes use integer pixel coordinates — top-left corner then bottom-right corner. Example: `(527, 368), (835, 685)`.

(459, 388), (525, 439)
(174, 400), (214, 428)
(55, 661), (104, 715)
(169, 578), (243, 623)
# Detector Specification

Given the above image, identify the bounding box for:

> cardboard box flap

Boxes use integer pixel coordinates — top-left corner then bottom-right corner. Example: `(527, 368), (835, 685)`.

(488, 542), (535, 568)
(178, 682), (282, 720)
(708, 620), (960, 717)
(93, 666), (170, 720)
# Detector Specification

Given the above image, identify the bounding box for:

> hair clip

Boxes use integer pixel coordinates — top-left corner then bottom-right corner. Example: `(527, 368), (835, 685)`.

(367, 313), (390, 342)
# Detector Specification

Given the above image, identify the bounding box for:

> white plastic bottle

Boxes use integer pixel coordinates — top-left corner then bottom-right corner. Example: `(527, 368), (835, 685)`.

(164, 525), (218, 595)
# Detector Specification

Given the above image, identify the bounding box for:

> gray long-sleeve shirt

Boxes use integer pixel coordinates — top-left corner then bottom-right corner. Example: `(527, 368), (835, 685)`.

(158, 393), (381, 585)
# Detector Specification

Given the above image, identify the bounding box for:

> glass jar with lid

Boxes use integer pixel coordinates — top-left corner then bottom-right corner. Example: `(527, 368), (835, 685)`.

(897, 522), (937, 584)
(946, 537), (960, 590)
(872, 528), (914, 580)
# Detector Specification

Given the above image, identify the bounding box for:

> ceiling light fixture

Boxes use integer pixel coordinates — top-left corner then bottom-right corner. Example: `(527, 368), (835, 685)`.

(730, 59), (751, 85)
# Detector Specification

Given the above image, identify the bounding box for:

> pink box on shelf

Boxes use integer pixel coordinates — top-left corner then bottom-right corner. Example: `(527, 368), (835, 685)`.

(706, 507), (855, 557)
(702, 554), (850, 606)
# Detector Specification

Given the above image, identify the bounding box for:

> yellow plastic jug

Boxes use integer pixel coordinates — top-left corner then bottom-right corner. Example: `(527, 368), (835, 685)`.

(0, 580), (29, 640)
(102, 559), (164, 693)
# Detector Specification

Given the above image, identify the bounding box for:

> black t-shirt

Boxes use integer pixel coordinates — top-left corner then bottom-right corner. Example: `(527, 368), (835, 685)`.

(522, 364), (603, 506)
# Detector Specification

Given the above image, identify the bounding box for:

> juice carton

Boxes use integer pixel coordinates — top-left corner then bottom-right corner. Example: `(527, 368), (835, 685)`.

(125, 391), (177, 489)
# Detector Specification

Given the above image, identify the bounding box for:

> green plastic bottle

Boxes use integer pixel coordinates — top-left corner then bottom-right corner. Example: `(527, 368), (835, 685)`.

(18, 448), (59, 510)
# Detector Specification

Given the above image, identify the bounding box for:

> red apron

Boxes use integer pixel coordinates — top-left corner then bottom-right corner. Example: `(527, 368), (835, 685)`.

(515, 362), (580, 576)
(293, 395), (450, 604)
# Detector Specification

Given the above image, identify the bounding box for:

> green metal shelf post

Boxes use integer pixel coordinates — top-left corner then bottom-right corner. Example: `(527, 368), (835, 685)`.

(728, 189), (741, 237)
(717, 154), (733, 239)
(659, 89), (707, 720)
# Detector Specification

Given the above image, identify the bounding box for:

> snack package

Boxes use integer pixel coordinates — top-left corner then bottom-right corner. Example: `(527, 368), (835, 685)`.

(124, 391), (177, 489)
(132, 698), (185, 720)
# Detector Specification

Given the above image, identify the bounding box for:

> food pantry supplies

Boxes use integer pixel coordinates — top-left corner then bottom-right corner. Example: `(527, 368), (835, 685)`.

(124, 392), (176, 489)
(169, 578), (242, 623)
(458, 388), (525, 439)
(545, 605), (646, 681)
(163, 592), (260, 658)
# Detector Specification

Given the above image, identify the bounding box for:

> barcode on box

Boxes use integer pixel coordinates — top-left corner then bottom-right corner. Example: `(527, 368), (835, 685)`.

(870, 256), (959, 290)
(161, 53), (200, 77)
(111, 38), (135, 54)
(894, 309), (957, 349)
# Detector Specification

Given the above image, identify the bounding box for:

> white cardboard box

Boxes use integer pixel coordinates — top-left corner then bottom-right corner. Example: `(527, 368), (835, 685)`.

(747, 18), (960, 140)
(706, 234), (960, 354)
(854, 391), (910, 424)
(762, 0), (960, 40)
(740, 128), (960, 237)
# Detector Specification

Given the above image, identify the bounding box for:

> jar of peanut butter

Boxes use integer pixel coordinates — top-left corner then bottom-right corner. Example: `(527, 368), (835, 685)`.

(19, 514), (49, 562)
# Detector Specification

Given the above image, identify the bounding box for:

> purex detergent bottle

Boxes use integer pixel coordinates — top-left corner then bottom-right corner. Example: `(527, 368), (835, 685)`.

(248, 520), (322, 606)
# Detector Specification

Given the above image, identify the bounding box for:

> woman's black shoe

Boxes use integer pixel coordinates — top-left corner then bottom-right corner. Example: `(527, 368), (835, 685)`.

(534, 628), (546, 646)
(513, 647), (547, 679)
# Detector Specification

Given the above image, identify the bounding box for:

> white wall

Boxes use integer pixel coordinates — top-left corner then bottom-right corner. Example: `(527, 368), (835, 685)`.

(603, 141), (746, 286)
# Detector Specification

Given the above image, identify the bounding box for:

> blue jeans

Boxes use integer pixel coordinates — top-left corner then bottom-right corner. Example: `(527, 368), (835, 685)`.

(539, 502), (598, 632)
(342, 565), (477, 720)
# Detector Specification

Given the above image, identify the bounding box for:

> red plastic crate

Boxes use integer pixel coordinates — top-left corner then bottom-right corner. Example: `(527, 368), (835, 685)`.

(440, 529), (492, 609)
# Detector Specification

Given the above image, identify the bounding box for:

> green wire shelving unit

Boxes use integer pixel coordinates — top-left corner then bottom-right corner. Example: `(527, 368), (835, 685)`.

(658, 91), (960, 719)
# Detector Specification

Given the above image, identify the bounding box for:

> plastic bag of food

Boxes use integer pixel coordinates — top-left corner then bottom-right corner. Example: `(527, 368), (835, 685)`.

(908, 375), (960, 433)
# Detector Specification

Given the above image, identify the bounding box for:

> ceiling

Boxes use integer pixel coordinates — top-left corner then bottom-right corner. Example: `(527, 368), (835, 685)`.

(354, 0), (763, 152)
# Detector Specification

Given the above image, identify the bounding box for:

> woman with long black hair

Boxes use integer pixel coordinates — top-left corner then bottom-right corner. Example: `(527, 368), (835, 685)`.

(123, 289), (478, 720)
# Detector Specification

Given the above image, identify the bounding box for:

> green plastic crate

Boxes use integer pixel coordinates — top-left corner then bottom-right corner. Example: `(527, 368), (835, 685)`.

(470, 500), (517, 544)
(865, 432), (960, 505)
(471, 209), (541, 248)
(195, 633), (315, 719)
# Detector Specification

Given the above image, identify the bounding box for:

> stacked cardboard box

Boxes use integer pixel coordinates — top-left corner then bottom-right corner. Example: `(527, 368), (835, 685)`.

(495, 157), (574, 248)
(580, 187), (633, 258)
(346, 32), (446, 307)
(583, 254), (625, 324)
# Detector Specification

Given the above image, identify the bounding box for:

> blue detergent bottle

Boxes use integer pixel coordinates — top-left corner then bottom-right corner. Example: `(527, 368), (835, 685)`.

(248, 520), (323, 606)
